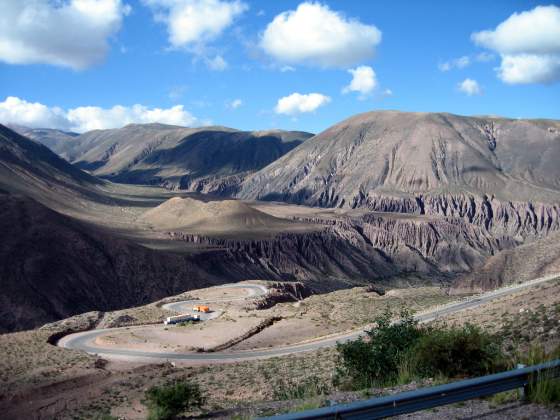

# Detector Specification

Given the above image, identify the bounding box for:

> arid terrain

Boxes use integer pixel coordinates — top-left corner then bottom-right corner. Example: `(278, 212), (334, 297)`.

(2, 110), (560, 419)
(2, 278), (560, 420)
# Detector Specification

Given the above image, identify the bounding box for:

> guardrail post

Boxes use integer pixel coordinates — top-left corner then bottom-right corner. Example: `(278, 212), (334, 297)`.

(517, 364), (527, 400)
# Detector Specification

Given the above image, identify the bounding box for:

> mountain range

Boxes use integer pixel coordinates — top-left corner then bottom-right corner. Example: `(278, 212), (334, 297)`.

(2, 110), (560, 332)
(10, 123), (312, 195)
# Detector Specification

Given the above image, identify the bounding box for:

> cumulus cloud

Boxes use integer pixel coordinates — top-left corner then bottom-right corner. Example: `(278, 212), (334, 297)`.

(0, 96), (69, 128)
(342, 66), (377, 97)
(0, 96), (198, 132)
(438, 56), (470, 72)
(0, 0), (130, 70)
(458, 78), (482, 96)
(471, 5), (560, 84)
(144, 0), (247, 48)
(261, 2), (381, 68)
(274, 93), (331, 115)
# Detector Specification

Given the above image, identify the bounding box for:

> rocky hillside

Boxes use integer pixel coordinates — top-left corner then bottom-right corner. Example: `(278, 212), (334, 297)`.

(453, 230), (560, 292)
(20, 122), (312, 194)
(239, 112), (560, 233)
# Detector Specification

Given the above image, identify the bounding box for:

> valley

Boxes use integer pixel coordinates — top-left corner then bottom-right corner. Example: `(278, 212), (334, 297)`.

(1, 110), (560, 419)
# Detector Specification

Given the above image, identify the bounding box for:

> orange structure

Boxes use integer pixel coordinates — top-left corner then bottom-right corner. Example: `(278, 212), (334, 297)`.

(192, 305), (210, 313)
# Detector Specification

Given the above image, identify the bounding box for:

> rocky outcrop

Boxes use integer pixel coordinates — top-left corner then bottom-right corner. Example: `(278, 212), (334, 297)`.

(251, 282), (312, 309)
(168, 228), (401, 289)
(354, 193), (560, 238)
(167, 208), (519, 289)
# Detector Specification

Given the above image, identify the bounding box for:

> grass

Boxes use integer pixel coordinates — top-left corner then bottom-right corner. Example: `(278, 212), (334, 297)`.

(272, 375), (330, 400)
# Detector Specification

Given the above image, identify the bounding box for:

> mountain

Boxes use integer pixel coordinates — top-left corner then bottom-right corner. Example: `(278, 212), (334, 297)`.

(8, 124), (80, 161)
(9, 123), (312, 195)
(239, 111), (560, 238)
(0, 124), (107, 210)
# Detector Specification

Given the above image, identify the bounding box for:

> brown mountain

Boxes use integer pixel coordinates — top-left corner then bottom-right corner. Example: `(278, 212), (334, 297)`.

(239, 111), (560, 237)
(18, 123), (313, 195)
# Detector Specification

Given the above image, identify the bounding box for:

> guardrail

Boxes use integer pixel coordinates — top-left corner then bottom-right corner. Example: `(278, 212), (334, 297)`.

(260, 359), (560, 420)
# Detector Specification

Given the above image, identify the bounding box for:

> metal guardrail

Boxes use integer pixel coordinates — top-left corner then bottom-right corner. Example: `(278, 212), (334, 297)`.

(261, 359), (560, 420)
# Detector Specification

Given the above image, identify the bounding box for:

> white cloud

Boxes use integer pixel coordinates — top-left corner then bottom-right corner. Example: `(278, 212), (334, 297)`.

(144, 0), (247, 48)
(67, 104), (197, 132)
(471, 5), (560, 84)
(0, 0), (130, 70)
(0, 96), (69, 128)
(205, 54), (228, 70)
(458, 78), (482, 96)
(228, 98), (243, 109)
(342, 66), (377, 97)
(438, 55), (470, 72)
(274, 93), (331, 115)
(261, 2), (381, 68)
(0, 96), (198, 132)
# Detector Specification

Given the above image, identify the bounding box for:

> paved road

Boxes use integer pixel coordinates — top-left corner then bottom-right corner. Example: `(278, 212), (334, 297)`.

(161, 283), (268, 321)
(58, 274), (559, 363)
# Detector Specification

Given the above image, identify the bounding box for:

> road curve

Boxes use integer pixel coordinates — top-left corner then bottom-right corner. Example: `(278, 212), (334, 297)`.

(58, 274), (559, 363)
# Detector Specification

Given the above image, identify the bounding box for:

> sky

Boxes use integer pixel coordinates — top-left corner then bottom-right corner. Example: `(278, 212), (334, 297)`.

(0, 0), (559, 134)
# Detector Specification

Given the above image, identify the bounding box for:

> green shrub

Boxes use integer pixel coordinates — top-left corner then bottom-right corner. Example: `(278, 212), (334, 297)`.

(145, 381), (205, 420)
(335, 308), (421, 388)
(408, 324), (507, 378)
(335, 309), (507, 389)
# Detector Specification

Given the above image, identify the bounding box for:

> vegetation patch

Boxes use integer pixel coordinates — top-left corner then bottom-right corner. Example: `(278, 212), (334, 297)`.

(145, 381), (205, 420)
(335, 308), (507, 389)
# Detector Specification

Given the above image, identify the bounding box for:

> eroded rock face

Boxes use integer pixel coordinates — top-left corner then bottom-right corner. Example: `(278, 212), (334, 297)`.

(167, 209), (519, 289)
(251, 282), (312, 309)
(353, 193), (560, 238)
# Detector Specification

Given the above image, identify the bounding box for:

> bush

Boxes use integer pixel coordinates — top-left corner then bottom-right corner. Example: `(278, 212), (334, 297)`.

(145, 381), (205, 420)
(408, 324), (507, 378)
(335, 308), (421, 388)
(335, 309), (507, 389)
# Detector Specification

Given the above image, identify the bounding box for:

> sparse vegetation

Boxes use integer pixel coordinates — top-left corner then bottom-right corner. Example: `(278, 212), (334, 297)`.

(145, 381), (205, 420)
(272, 375), (330, 400)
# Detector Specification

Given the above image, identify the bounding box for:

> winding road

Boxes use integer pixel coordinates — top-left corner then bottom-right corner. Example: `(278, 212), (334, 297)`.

(58, 274), (559, 363)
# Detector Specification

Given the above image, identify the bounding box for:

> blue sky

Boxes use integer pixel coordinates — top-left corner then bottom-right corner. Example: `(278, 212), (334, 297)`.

(1, 0), (559, 134)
